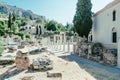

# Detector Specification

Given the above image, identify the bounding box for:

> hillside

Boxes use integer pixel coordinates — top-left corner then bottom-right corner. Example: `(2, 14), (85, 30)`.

(0, 2), (45, 20)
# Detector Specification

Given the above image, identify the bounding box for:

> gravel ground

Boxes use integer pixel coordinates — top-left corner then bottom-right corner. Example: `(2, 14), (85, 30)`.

(1, 45), (120, 80)
(1, 52), (96, 80)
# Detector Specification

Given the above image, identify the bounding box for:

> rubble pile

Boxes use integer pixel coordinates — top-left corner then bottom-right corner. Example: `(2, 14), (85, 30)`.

(28, 57), (53, 71)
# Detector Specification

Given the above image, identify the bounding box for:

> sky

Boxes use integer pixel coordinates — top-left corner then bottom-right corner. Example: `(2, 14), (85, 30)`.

(0, 0), (114, 25)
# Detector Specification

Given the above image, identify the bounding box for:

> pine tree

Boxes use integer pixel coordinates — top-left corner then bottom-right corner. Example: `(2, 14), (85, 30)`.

(73, 0), (92, 38)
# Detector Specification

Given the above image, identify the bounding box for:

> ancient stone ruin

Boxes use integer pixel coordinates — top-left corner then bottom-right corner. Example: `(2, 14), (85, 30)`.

(47, 72), (62, 78)
(74, 42), (117, 65)
(15, 50), (30, 70)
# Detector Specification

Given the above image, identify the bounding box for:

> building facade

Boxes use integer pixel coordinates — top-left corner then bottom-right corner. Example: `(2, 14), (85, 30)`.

(92, 0), (120, 49)
(92, 0), (120, 68)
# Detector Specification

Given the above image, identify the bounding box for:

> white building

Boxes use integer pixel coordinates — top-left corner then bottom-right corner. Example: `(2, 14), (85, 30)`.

(91, 0), (120, 68)
(20, 25), (36, 35)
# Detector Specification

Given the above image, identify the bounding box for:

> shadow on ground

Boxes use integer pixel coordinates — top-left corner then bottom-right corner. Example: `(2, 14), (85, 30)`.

(25, 69), (51, 73)
(58, 53), (120, 80)
(3, 69), (24, 79)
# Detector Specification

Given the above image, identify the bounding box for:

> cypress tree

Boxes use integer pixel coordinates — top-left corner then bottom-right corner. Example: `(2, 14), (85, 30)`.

(73, 0), (92, 38)
(39, 26), (42, 35)
(36, 25), (39, 35)
(12, 13), (16, 22)
(8, 13), (12, 29)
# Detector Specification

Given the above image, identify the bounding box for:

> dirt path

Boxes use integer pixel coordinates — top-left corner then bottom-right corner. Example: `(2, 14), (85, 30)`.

(4, 52), (96, 80)
(1, 44), (120, 80)
(58, 53), (120, 80)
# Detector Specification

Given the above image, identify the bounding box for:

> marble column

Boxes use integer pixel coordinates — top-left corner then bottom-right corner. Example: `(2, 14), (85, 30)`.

(53, 35), (56, 49)
(87, 45), (91, 59)
(63, 34), (66, 52)
(59, 35), (62, 50)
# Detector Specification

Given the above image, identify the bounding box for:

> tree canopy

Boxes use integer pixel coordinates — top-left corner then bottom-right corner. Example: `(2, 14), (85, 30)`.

(45, 20), (65, 32)
(11, 22), (18, 33)
(0, 20), (8, 36)
(46, 20), (57, 31)
(73, 0), (92, 38)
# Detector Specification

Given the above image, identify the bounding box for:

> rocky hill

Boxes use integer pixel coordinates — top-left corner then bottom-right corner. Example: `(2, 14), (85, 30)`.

(0, 2), (45, 20)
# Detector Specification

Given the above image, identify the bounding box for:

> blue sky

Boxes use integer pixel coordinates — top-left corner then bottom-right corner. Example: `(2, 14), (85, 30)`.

(0, 0), (114, 25)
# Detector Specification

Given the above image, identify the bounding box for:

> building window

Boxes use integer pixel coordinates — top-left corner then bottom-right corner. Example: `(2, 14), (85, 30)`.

(26, 27), (27, 29)
(112, 27), (117, 43)
(112, 32), (117, 43)
(113, 11), (116, 21)
(91, 35), (92, 41)
(29, 27), (31, 29)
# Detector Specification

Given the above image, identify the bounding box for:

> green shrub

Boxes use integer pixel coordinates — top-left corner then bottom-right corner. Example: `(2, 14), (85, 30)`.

(17, 32), (24, 40)
(0, 37), (5, 56)
(25, 34), (30, 39)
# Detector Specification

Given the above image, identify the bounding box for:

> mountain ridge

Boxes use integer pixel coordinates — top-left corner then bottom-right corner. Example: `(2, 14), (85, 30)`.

(0, 2), (45, 20)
